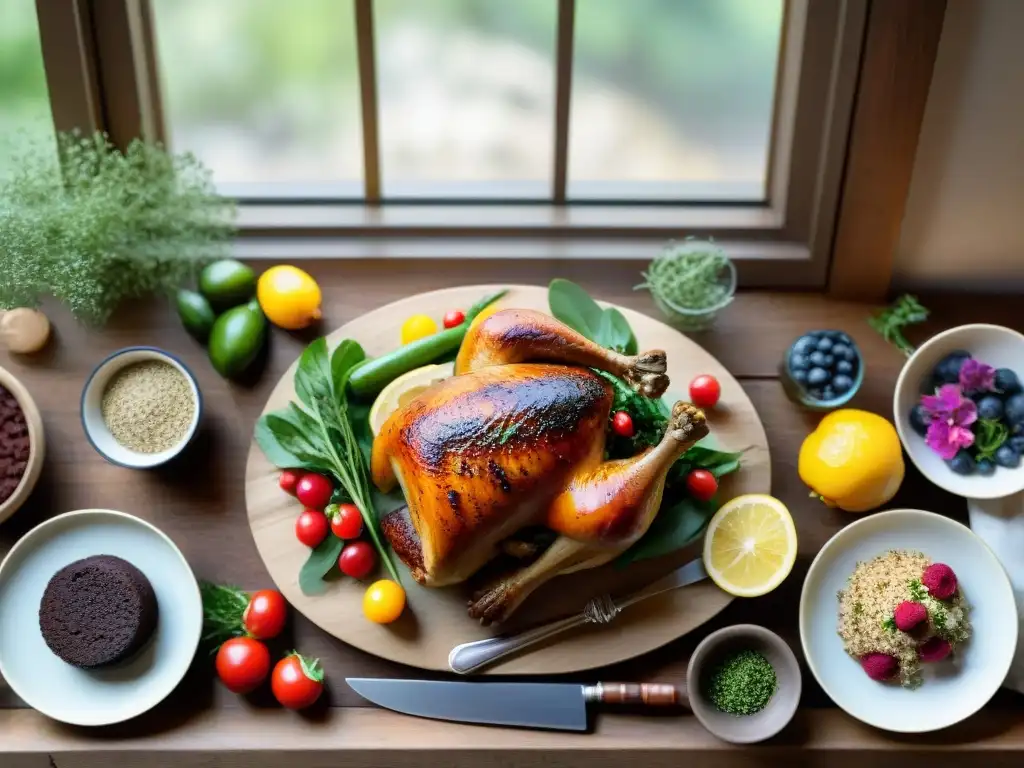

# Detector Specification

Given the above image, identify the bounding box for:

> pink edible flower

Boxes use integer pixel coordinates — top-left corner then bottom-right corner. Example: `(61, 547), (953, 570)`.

(921, 385), (976, 460)
(919, 637), (952, 663)
(959, 358), (996, 394)
(921, 563), (958, 600)
(894, 601), (928, 632)
(860, 653), (899, 681)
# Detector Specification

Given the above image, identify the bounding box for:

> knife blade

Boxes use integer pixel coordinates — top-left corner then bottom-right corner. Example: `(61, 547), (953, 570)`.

(347, 678), (684, 731)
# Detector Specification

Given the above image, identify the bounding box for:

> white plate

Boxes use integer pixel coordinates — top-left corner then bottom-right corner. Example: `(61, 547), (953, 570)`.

(800, 509), (1018, 733)
(0, 510), (202, 726)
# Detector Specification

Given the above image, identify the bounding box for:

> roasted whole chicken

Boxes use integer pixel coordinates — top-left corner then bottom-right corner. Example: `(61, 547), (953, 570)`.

(371, 309), (709, 623)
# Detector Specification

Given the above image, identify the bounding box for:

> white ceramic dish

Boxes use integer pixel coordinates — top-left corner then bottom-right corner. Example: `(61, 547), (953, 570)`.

(800, 509), (1018, 733)
(0, 509), (202, 726)
(894, 324), (1024, 499)
(81, 346), (202, 469)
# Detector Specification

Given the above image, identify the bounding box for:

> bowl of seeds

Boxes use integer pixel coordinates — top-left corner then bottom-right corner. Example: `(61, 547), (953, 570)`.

(81, 347), (201, 469)
(686, 624), (801, 744)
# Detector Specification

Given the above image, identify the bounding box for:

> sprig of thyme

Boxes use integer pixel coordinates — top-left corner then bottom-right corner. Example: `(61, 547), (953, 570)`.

(868, 294), (929, 357)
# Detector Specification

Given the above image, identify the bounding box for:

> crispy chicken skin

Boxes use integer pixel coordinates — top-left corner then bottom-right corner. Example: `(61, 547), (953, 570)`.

(371, 308), (708, 623)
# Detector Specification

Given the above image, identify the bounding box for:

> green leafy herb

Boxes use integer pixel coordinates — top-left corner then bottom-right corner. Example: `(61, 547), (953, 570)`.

(615, 497), (714, 567)
(868, 294), (929, 357)
(882, 616), (897, 633)
(908, 578), (927, 601)
(636, 238), (734, 312)
(199, 581), (250, 648)
(0, 131), (235, 325)
(549, 278), (638, 354)
(299, 536), (345, 596)
(702, 649), (777, 716)
(931, 607), (949, 632)
(975, 418), (1009, 460)
(256, 336), (400, 583)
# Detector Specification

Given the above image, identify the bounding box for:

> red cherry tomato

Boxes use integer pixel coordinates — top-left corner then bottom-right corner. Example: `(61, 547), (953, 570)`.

(611, 411), (635, 438)
(338, 541), (376, 579)
(295, 508), (328, 548)
(443, 309), (466, 329)
(329, 503), (363, 540)
(215, 637), (271, 694)
(689, 375), (721, 409)
(271, 653), (324, 710)
(243, 589), (288, 640)
(295, 472), (333, 511)
(279, 469), (302, 495)
(686, 469), (718, 502)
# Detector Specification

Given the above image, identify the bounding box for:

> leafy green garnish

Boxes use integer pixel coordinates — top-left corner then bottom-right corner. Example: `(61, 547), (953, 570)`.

(975, 418), (1009, 461)
(615, 497), (714, 567)
(199, 582), (250, 648)
(549, 278), (638, 354)
(299, 536), (345, 596)
(868, 294), (929, 357)
(908, 578), (926, 601)
(882, 617), (897, 633)
(931, 607), (948, 632)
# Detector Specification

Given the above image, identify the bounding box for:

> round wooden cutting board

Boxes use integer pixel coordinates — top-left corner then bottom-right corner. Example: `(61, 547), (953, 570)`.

(245, 285), (770, 674)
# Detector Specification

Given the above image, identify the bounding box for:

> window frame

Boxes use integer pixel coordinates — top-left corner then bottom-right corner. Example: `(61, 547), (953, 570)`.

(37, 0), (869, 289)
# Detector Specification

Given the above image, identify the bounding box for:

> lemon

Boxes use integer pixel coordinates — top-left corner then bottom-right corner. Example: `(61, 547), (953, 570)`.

(703, 494), (797, 598)
(401, 314), (439, 345)
(799, 409), (904, 512)
(468, 302), (502, 331)
(256, 265), (322, 330)
(369, 362), (454, 435)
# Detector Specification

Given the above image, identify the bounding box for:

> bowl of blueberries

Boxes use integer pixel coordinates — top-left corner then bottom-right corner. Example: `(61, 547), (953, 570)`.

(781, 330), (864, 410)
(894, 324), (1024, 500)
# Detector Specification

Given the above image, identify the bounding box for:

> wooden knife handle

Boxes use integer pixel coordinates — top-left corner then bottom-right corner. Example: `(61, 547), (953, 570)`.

(584, 682), (687, 707)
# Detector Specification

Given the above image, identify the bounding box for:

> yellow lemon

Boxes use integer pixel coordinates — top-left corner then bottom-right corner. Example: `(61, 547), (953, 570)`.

(703, 494), (797, 598)
(468, 302), (502, 331)
(400, 314), (439, 345)
(368, 362), (454, 435)
(256, 265), (322, 330)
(799, 409), (904, 512)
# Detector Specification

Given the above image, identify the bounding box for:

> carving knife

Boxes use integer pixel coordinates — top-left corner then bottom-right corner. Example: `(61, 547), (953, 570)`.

(347, 677), (686, 731)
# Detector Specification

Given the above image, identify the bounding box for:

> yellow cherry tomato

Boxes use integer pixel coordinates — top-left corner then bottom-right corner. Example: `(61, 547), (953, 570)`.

(400, 314), (438, 345)
(363, 579), (406, 624)
(257, 265), (322, 330)
(799, 409), (905, 512)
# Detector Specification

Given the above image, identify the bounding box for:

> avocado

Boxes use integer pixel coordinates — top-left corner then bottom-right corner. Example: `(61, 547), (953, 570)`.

(208, 300), (267, 378)
(199, 259), (256, 310)
(175, 289), (216, 342)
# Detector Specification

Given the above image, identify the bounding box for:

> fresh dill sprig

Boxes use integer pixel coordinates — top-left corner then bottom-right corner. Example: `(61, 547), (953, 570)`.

(908, 579), (927, 601)
(868, 294), (930, 357)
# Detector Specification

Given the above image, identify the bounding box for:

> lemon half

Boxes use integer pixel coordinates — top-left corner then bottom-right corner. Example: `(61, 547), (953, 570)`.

(703, 494), (797, 598)
(368, 363), (454, 436)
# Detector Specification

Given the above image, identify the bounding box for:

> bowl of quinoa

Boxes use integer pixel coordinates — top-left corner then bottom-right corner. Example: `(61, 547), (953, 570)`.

(800, 509), (1017, 733)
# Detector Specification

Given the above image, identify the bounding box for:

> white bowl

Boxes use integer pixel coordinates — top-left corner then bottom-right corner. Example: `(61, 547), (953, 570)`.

(894, 324), (1024, 499)
(800, 509), (1017, 733)
(0, 509), (202, 726)
(81, 347), (202, 469)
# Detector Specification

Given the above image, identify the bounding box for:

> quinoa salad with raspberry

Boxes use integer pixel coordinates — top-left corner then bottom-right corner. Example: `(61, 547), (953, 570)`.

(837, 550), (970, 688)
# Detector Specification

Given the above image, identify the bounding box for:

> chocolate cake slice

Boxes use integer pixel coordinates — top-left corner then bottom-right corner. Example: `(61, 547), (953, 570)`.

(39, 555), (159, 668)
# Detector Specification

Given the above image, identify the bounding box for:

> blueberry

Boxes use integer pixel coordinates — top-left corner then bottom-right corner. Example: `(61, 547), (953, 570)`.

(807, 367), (830, 387)
(808, 387), (825, 400)
(816, 337), (834, 352)
(948, 450), (976, 475)
(792, 335), (817, 355)
(977, 395), (1004, 421)
(832, 374), (854, 394)
(809, 351), (828, 367)
(834, 332), (853, 345)
(1010, 435), (1024, 453)
(823, 354), (835, 367)
(790, 353), (809, 371)
(909, 404), (930, 436)
(822, 386), (836, 400)
(1005, 393), (1024, 424)
(976, 458), (996, 476)
(792, 368), (808, 384)
(830, 344), (853, 362)
(995, 445), (1021, 469)
(933, 351), (971, 385)
(836, 360), (854, 375)
(995, 368), (1021, 394)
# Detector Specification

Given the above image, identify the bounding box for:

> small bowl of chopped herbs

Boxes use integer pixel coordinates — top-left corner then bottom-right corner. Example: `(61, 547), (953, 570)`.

(81, 347), (202, 469)
(636, 238), (737, 332)
(687, 624), (801, 744)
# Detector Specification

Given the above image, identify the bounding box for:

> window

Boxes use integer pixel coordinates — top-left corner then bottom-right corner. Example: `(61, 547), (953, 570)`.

(1, 0), (55, 174)
(27, 0), (871, 287)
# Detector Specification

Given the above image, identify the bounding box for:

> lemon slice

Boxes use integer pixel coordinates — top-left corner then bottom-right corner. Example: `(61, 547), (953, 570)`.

(368, 362), (454, 436)
(703, 494), (797, 598)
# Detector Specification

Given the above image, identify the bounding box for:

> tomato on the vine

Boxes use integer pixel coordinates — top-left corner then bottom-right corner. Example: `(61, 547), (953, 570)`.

(295, 472), (333, 511)
(295, 508), (328, 548)
(338, 541), (375, 578)
(443, 309), (466, 329)
(689, 375), (721, 409)
(243, 589), (288, 640)
(686, 469), (718, 502)
(215, 637), (271, 694)
(279, 469), (302, 495)
(271, 653), (324, 710)
(363, 579), (406, 624)
(611, 411), (635, 438)
(328, 503), (363, 540)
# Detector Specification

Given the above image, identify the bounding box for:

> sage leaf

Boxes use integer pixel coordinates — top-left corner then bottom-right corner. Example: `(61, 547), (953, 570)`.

(598, 308), (636, 354)
(548, 278), (604, 340)
(299, 536), (345, 596)
(616, 497), (714, 567)
(295, 337), (332, 410)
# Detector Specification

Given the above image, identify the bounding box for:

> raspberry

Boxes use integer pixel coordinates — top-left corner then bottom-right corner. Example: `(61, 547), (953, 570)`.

(894, 601), (928, 632)
(921, 563), (957, 600)
(919, 636), (952, 663)
(860, 653), (899, 681)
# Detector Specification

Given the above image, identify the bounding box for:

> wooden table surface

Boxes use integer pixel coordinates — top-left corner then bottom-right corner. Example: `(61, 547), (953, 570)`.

(2, 259), (1023, 767)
